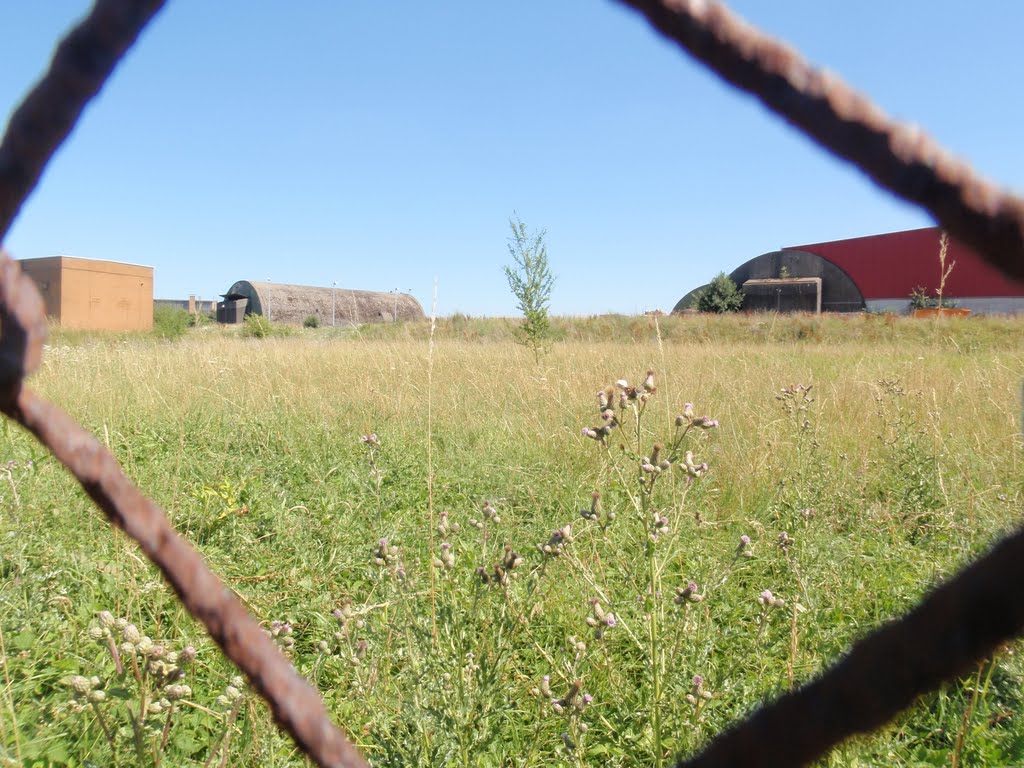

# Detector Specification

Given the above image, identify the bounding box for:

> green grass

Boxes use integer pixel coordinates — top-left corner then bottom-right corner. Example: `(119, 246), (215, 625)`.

(3, 314), (1023, 766)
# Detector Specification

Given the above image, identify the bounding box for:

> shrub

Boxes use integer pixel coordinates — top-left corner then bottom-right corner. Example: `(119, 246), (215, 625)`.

(909, 286), (932, 310)
(696, 272), (744, 313)
(241, 313), (271, 338)
(303, 315), (320, 329)
(910, 286), (958, 310)
(188, 310), (213, 327)
(152, 306), (189, 340)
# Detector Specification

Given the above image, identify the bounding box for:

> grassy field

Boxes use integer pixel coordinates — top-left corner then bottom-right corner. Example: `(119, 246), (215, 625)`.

(1, 313), (1023, 767)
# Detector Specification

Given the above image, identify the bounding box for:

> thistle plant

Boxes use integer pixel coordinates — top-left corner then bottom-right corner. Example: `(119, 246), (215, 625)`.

(372, 537), (406, 581)
(539, 524), (574, 558)
(70, 611), (197, 766)
(673, 580), (704, 607)
(579, 491), (616, 529)
(475, 543), (524, 587)
(533, 662), (596, 761)
(436, 509), (460, 537)
(720, 533), (754, 584)
(684, 674), (713, 725)
(207, 676), (247, 768)
(585, 598), (617, 641)
(771, 382), (839, 534)
(756, 589), (786, 639)
(580, 370), (717, 767)
(359, 433), (386, 522)
(433, 541), (456, 570)
(265, 620), (295, 653)
(321, 601), (372, 693)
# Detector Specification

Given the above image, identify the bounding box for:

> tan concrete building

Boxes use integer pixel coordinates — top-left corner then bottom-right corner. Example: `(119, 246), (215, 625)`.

(20, 256), (154, 331)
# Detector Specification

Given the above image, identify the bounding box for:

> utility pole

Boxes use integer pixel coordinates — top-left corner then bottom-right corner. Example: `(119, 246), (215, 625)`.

(332, 281), (337, 327)
(391, 288), (411, 321)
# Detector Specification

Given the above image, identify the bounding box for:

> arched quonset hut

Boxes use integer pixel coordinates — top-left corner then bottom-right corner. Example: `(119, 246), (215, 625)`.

(673, 249), (864, 313)
(218, 281), (425, 326)
(727, 249), (865, 313)
(674, 227), (1024, 314)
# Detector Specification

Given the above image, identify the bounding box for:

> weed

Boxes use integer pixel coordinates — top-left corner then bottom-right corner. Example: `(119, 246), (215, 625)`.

(579, 370), (718, 766)
(240, 313), (271, 338)
(188, 311), (213, 328)
(57, 611), (200, 765)
(152, 307), (190, 340)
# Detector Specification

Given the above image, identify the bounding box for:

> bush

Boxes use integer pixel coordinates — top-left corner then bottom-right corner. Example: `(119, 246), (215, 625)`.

(241, 314), (271, 338)
(152, 306), (190, 340)
(303, 315), (320, 329)
(241, 314), (296, 338)
(910, 286), (958, 310)
(696, 272), (744, 313)
(188, 310), (213, 327)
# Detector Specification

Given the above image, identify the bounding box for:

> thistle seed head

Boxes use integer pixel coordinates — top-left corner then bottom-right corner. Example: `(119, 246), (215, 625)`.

(122, 624), (142, 645)
(642, 370), (655, 392)
(68, 675), (91, 695)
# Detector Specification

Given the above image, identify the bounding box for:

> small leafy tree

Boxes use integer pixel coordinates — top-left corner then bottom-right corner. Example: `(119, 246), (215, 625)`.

(696, 272), (744, 313)
(503, 215), (555, 359)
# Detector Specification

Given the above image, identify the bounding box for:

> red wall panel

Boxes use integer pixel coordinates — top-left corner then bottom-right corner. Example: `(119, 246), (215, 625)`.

(788, 227), (1024, 299)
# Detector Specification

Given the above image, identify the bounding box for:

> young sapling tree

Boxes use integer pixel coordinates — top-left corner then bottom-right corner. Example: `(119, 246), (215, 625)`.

(503, 215), (556, 360)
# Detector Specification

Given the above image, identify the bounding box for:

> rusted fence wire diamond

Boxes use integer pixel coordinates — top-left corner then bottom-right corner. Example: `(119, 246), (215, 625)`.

(616, 0), (1024, 283)
(0, 1), (1021, 767)
(0, 2), (367, 767)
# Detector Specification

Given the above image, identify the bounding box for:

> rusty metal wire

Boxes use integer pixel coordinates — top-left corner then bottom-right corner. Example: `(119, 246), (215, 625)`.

(607, 0), (1024, 765)
(0, 3), (369, 767)
(0, 0), (166, 241)
(616, 0), (1024, 282)
(675, 527), (1024, 768)
(0, 360), (369, 768)
(0, 252), (47, 386)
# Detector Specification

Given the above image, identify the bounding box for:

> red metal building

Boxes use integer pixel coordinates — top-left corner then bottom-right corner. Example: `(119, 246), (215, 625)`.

(675, 226), (1024, 314)
(788, 227), (1024, 314)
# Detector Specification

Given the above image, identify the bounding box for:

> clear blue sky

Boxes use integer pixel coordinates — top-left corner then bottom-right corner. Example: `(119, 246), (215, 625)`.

(1, 2), (1021, 316)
